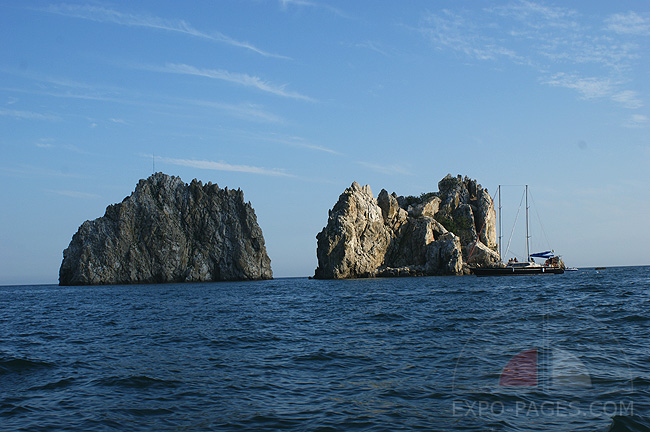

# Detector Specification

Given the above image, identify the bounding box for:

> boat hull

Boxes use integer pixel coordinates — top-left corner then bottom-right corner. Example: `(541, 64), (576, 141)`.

(471, 266), (564, 276)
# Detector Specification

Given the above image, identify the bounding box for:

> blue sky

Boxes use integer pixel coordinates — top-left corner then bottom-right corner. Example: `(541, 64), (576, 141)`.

(1, 0), (648, 284)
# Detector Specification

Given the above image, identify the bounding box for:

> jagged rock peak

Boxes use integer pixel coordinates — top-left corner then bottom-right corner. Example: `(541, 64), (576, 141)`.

(59, 172), (272, 285)
(314, 174), (500, 279)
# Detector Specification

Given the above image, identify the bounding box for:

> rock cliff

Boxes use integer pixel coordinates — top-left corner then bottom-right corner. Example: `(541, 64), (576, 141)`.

(314, 174), (500, 279)
(59, 173), (272, 285)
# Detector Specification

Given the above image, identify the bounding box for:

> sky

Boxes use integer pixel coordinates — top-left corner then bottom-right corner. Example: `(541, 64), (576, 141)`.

(1, 0), (649, 284)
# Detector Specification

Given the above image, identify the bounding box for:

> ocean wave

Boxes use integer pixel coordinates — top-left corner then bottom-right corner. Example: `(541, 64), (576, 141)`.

(28, 377), (75, 391)
(117, 407), (176, 417)
(607, 415), (650, 432)
(370, 312), (407, 321)
(293, 349), (373, 363)
(610, 314), (650, 324)
(1, 269), (649, 431)
(0, 357), (55, 375)
(94, 374), (181, 389)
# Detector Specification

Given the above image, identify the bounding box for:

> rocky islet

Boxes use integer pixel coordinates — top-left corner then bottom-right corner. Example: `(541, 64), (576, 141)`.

(313, 174), (501, 279)
(59, 173), (272, 285)
(59, 172), (499, 284)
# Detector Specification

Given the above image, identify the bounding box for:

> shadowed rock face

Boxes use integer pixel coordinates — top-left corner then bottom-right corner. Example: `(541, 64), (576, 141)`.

(59, 173), (272, 285)
(314, 174), (500, 279)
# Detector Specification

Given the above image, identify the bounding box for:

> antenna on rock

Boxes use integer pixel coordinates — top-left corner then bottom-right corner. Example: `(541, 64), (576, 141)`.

(152, 153), (155, 174)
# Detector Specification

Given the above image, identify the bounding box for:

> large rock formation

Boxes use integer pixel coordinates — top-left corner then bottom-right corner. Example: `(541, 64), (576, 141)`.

(314, 174), (500, 279)
(59, 173), (272, 285)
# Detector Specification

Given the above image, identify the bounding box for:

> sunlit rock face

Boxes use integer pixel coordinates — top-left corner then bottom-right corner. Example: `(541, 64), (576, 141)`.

(59, 173), (272, 285)
(314, 174), (499, 279)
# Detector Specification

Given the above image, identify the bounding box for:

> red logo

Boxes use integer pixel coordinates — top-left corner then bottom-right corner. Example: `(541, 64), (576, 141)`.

(500, 348), (538, 387)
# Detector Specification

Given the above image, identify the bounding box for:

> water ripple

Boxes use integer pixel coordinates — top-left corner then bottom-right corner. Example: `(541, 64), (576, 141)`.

(0, 268), (648, 431)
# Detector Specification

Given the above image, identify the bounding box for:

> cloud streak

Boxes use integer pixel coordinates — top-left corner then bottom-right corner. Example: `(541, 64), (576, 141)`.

(605, 11), (650, 36)
(251, 133), (341, 155)
(611, 90), (643, 110)
(153, 63), (315, 101)
(157, 156), (294, 177)
(419, 1), (647, 111)
(2, 68), (286, 124)
(542, 73), (644, 109)
(357, 161), (411, 176)
(43, 4), (290, 59)
(352, 41), (390, 57)
(624, 114), (648, 129)
(184, 99), (285, 123)
(46, 189), (101, 199)
(279, 0), (349, 19)
(0, 108), (58, 121)
(541, 73), (613, 100)
(0, 165), (85, 179)
(419, 9), (520, 62)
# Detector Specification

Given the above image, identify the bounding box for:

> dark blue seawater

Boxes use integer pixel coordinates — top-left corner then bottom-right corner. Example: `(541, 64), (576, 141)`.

(1, 267), (649, 431)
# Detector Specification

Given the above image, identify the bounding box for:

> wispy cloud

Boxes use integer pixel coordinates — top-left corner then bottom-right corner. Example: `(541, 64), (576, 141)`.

(2, 69), (285, 124)
(542, 73), (613, 100)
(279, 0), (349, 19)
(351, 41), (389, 57)
(0, 108), (58, 121)
(278, 139), (340, 155)
(605, 11), (650, 36)
(0, 68), (135, 104)
(32, 138), (95, 155)
(419, 1), (648, 113)
(0, 165), (85, 179)
(623, 114), (649, 129)
(357, 161), (411, 176)
(43, 4), (290, 59)
(46, 189), (100, 199)
(419, 9), (520, 62)
(185, 99), (285, 123)
(1, 84), (123, 105)
(542, 73), (643, 109)
(157, 156), (294, 177)
(422, 2), (634, 68)
(2, 83), (284, 124)
(489, 0), (579, 29)
(35, 138), (55, 148)
(152, 63), (315, 101)
(611, 90), (643, 109)
(14, 72), (100, 91)
(252, 133), (342, 155)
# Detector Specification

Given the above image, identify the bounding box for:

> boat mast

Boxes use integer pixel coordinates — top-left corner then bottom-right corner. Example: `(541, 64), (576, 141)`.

(525, 184), (530, 262)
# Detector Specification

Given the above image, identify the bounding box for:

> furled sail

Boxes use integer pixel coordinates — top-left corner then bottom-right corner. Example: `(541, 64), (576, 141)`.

(530, 250), (554, 259)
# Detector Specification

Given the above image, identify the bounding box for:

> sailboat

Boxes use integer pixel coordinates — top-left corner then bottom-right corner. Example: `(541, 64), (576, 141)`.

(471, 185), (564, 276)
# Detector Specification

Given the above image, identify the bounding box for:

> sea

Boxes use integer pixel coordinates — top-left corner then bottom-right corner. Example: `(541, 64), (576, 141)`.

(1, 266), (649, 431)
